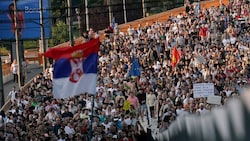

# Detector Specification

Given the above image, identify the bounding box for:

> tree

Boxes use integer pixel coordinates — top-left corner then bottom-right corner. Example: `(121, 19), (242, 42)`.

(50, 0), (68, 24)
(48, 20), (69, 47)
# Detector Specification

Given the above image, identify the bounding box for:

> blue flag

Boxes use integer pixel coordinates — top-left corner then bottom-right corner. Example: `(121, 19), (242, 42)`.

(225, 16), (228, 29)
(111, 17), (115, 29)
(129, 56), (141, 77)
(195, 2), (200, 16)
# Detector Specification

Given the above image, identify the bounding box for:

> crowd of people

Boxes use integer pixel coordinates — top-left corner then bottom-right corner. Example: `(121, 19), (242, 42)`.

(0, 0), (250, 140)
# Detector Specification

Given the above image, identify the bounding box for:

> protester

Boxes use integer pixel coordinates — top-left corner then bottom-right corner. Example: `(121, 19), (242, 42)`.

(10, 59), (18, 83)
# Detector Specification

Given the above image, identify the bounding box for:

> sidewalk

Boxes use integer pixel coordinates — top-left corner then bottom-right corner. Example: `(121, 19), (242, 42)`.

(3, 64), (42, 102)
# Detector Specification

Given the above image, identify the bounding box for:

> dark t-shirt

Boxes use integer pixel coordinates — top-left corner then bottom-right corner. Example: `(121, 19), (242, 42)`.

(186, 5), (190, 14)
(61, 111), (73, 118)
(137, 93), (146, 105)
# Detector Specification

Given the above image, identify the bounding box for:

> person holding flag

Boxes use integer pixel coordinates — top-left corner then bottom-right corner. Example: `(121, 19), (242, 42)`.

(171, 46), (180, 68)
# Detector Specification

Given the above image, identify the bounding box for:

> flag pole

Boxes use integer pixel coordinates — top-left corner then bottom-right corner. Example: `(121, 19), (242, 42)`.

(67, 0), (74, 46)
(0, 58), (4, 108)
(85, 0), (89, 31)
(123, 0), (127, 23)
(40, 0), (47, 72)
(89, 94), (95, 141)
(14, 0), (23, 88)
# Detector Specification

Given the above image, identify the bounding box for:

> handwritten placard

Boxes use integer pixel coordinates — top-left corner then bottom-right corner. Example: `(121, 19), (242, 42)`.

(193, 83), (214, 98)
(207, 95), (222, 105)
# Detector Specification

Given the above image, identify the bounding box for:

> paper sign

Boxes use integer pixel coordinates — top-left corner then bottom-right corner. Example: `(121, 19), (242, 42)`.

(207, 96), (222, 105)
(193, 83), (214, 98)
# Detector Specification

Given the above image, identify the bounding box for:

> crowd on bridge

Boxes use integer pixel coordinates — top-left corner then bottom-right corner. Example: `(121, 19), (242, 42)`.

(1, 0), (250, 140)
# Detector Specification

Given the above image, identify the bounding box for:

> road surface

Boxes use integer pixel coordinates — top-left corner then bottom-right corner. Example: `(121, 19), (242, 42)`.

(3, 64), (42, 102)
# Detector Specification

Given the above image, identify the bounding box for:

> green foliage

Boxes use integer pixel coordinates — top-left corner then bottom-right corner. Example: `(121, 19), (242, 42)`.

(23, 41), (39, 50)
(148, 0), (184, 14)
(46, 0), (185, 48)
(51, 0), (67, 23)
(0, 47), (10, 56)
(48, 20), (69, 47)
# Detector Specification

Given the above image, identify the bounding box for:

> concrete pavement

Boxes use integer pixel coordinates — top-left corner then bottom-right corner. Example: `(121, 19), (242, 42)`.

(3, 64), (42, 103)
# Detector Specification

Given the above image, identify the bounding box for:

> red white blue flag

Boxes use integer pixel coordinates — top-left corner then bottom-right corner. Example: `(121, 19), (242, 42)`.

(43, 38), (100, 98)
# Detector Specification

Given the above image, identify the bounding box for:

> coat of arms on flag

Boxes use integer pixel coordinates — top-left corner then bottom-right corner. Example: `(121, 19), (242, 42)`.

(68, 50), (86, 83)
(43, 38), (100, 99)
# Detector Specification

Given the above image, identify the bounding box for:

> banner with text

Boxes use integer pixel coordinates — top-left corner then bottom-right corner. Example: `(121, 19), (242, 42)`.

(193, 83), (214, 98)
(207, 95), (222, 105)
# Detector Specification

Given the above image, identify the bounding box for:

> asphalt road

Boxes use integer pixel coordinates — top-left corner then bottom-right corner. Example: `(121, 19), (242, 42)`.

(3, 64), (42, 102)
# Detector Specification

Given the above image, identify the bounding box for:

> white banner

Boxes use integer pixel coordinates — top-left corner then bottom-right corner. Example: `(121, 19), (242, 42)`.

(193, 83), (214, 98)
(207, 95), (222, 105)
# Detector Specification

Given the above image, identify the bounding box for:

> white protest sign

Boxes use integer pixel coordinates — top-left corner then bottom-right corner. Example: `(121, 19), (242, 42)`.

(207, 95), (222, 105)
(193, 83), (214, 98)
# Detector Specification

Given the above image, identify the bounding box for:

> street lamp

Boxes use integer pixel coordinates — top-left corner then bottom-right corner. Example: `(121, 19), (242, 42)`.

(75, 8), (81, 37)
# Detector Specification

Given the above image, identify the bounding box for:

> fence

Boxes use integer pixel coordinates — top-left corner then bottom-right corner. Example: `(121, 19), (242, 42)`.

(24, 50), (43, 65)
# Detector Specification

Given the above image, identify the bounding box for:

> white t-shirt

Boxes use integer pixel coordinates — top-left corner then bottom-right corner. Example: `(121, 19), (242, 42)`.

(102, 122), (111, 133)
(64, 125), (75, 135)
(11, 63), (18, 74)
(9, 90), (17, 102)
(197, 108), (208, 115)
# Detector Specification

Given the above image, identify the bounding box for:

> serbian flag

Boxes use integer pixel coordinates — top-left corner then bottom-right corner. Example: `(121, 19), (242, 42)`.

(43, 38), (100, 99)
(171, 46), (180, 68)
